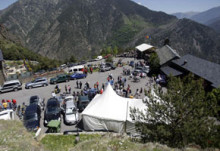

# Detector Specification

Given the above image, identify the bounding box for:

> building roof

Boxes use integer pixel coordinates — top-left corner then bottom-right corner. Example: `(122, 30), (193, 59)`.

(172, 54), (220, 88)
(156, 45), (180, 66)
(135, 43), (154, 52)
(0, 49), (3, 61)
(161, 66), (183, 76)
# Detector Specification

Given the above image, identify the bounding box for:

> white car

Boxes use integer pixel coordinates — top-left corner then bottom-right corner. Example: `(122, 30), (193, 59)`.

(62, 96), (79, 125)
(95, 56), (103, 61)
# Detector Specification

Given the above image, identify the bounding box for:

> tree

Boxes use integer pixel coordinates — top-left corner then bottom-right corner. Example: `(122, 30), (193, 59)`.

(164, 38), (170, 46)
(113, 46), (118, 56)
(69, 55), (77, 63)
(131, 74), (220, 148)
(106, 46), (112, 55)
(149, 52), (160, 75)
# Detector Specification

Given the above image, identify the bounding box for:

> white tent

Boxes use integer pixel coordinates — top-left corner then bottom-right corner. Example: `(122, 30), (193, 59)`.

(135, 43), (154, 52)
(81, 84), (147, 133)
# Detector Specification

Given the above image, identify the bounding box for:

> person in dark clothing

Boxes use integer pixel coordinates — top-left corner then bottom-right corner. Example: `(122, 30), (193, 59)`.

(76, 80), (79, 89)
(102, 83), (105, 90)
(140, 87), (143, 94)
(79, 81), (82, 89)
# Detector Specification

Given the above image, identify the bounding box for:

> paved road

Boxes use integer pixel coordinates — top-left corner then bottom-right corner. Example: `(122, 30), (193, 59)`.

(0, 58), (152, 133)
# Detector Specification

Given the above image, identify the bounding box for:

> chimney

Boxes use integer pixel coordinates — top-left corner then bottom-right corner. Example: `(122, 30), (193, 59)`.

(183, 60), (187, 65)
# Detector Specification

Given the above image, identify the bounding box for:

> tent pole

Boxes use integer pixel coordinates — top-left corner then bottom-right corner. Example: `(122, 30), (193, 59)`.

(125, 101), (129, 134)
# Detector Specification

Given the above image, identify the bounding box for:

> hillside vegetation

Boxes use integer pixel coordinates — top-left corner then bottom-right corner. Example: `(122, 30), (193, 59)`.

(1, 0), (220, 63)
(0, 120), (43, 151)
(0, 120), (217, 151)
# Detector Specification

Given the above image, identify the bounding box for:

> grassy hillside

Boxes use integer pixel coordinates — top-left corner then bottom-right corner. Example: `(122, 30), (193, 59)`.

(0, 120), (216, 151)
(0, 120), (43, 151)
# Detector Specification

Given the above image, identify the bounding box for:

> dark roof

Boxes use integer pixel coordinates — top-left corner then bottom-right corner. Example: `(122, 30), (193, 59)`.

(156, 45), (180, 66)
(161, 66), (183, 76)
(0, 49), (3, 61)
(172, 54), (220, 88)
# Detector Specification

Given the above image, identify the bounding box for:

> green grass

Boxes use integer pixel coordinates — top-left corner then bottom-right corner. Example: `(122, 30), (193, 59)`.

(41, 134), (101, 151)
(0, 120), (43, 151)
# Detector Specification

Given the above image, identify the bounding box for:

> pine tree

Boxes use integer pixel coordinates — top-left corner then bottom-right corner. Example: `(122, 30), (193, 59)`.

(131, 74), (220, 148)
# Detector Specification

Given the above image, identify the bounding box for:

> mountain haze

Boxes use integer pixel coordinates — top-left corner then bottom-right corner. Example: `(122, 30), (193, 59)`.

(172, 12), (199, 19)
(0, 0), (220, 63)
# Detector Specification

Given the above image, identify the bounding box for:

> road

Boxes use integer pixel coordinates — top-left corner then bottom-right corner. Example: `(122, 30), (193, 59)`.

(0, 58), (152, 133)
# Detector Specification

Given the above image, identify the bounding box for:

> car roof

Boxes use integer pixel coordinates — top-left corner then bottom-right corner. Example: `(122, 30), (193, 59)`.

(30, 95), (39, 100)
(4, 80), (20, 85)
(25, 104), (39, 114)
(66, 101), (75, 108)
(35, 77), (47, 80)
(47, 98), (59, 105)
(79, 96), (89, 101)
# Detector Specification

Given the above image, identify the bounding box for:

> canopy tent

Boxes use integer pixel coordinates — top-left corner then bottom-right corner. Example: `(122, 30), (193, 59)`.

(81, 84), (147, 133)
(135, 43), (154, 52)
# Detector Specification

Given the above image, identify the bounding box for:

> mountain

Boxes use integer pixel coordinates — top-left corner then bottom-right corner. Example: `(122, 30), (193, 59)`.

(172, 12), (199, 19)
(208, 19), (220, 33)
(0, 0), (220, 63)
(173, 6), (220, 33)
(190, 6), (220, 25)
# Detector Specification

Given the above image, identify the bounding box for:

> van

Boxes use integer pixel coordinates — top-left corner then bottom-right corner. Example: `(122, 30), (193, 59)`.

(23, 104), (41, 131)
(0, 80), (22, 93)
(67, 65), (84, 74)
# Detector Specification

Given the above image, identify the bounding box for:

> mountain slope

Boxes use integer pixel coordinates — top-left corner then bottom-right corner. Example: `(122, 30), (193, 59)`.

(190, 6), (220, 25)
(172, 12), (199, 19)
(0, 0), (220, 63)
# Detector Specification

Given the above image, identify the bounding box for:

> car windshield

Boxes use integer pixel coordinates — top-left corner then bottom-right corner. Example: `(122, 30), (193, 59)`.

(24, 113), (37, 122)
(47, 106), (59, 114)
(47, 101), (59, 114)
(66, 107), (77, 115)
(30, 96), (39, 104)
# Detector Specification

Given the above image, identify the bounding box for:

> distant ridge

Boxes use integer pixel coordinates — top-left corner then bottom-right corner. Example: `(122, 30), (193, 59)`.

(0, 0), (220, 63)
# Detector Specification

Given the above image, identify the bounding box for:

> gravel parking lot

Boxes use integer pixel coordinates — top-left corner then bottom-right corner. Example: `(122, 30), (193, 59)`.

(0, 57), (153, 133)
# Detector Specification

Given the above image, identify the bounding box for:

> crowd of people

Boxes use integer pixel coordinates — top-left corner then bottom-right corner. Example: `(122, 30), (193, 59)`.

(0, 99), (17, 111)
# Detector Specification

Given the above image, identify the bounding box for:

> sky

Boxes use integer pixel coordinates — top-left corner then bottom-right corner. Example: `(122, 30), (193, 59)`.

(132, 0), (220, 14)
(0, 0), (220, 14)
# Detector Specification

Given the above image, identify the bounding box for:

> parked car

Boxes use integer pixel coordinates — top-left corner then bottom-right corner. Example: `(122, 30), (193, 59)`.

(78, 60), (87, 65)
(105, 62), (116, 70)
(62, 96), (79, 125)
(0, 80), (22, 93)
(129, 61), (135, 67)
(29, 95), (44, 110)
(23, 104), (41, 131)
(50, 74), (70, 84)
(25, 77), (48, 89)
(95, 56), (103, 61)
(135, 66), (150, 74)
(44, 98), (61, 127)
(83, 88), (98, 100)
(77, 95), (90, 112)
(100, 65), (111, 72)
(70, 73), (87, 80)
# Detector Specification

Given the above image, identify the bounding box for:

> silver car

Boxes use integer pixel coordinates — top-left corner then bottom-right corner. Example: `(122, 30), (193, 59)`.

(25, 77), (48, 89)
(0, 80), (22, 93)
(62, 96), (79, 125)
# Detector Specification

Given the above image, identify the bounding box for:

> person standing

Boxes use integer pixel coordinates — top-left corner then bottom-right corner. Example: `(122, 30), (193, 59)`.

(96, 81), (99, 90)
(68, 85), (71, 94)
(102, 83), (105, 90)
(79, 81), (82, 89)
(76, 80), (79, 89)
(65, 85), (67, 93)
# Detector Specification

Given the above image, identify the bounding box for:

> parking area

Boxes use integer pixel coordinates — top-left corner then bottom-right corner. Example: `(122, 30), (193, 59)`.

(0, 57), (154, 133)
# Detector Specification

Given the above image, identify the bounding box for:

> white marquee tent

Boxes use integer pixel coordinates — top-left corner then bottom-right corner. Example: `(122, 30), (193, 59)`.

(81, 84), (147, 133)
(135, 43), (154, 52)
